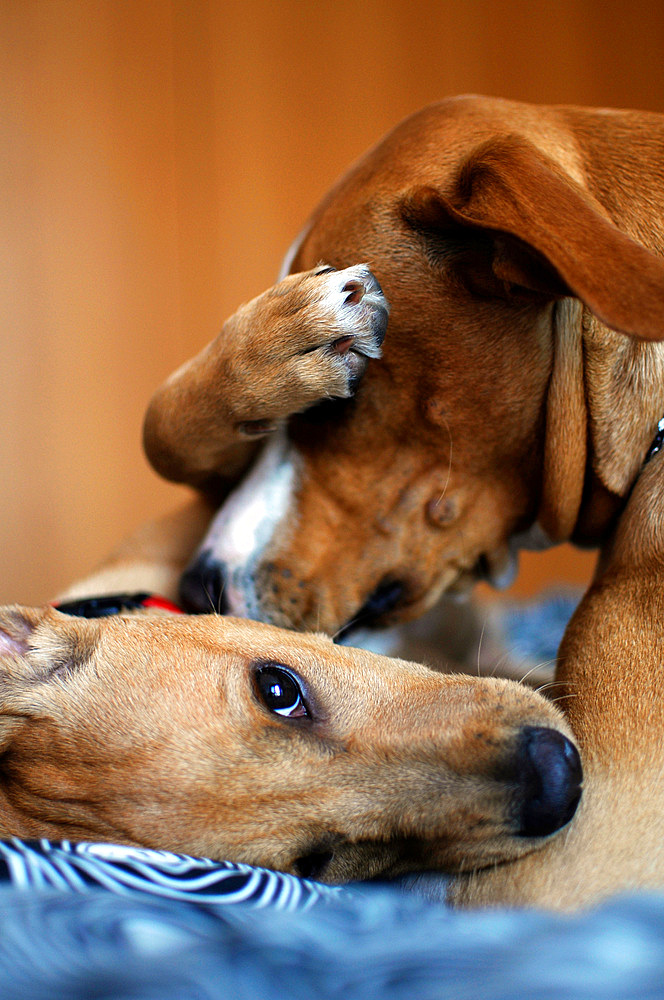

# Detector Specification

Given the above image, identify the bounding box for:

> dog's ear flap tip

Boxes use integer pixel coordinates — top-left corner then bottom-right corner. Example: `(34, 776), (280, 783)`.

(0, 607), (34, 660)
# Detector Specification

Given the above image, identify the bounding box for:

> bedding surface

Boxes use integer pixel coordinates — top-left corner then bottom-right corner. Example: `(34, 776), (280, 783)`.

(0, 839), (662, 999)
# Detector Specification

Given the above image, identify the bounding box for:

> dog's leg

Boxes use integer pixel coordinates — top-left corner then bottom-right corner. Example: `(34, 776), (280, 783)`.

(55, 496), (216, 604)
(143, 265), (388, 488)
(61, 266), (387, 607)
(445, 452), (664, 909)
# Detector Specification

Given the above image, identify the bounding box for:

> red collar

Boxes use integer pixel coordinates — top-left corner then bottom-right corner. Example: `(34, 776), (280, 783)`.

(52, 593), (183, 618)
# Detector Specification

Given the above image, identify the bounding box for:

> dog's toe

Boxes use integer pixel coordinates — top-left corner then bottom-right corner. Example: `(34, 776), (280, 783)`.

(296, 265), (389, 398)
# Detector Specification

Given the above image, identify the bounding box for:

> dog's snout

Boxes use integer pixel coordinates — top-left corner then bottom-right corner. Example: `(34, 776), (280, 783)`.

(516, 727), (582, 838)
(179, 554), (228, 615)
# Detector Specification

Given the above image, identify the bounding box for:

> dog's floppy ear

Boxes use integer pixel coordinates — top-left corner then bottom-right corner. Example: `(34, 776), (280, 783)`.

(403, 136), (664, 510)
(401, 136), (664, 340)
(0, 606), (99, 749)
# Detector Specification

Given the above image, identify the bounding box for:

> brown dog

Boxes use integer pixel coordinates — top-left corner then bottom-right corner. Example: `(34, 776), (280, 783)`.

(134, 95), (664, 907)
(143, 95), (664, 642)
(0, 597), (580, 883)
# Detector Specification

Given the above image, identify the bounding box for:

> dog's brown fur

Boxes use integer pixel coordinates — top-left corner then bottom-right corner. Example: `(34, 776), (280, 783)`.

(6, 95), (661, 907)
(131, 96), (664, 908)
(143, 95), (664, 637)
(0, 596), (576, 883)
(447, 448), (664, 909)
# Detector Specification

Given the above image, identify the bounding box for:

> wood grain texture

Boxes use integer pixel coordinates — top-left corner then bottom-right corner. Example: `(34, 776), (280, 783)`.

(4, 0), (663, 603)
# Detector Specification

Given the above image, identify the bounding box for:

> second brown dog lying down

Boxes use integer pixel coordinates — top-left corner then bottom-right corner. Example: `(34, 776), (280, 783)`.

(0, 604), (580, 883)
(143, 96), (664, 638)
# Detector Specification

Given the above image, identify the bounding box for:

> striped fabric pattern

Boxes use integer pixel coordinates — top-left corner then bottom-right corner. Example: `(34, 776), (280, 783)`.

(0, 839), (340, 911)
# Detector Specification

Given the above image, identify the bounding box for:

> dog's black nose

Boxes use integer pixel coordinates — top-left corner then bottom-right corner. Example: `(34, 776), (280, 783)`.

(179, 554), (228, 615)
(516, 727), (582, 838)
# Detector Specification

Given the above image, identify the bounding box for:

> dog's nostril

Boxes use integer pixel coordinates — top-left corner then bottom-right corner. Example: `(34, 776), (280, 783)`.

(179, 555), (228, 615)
(517, 727), (583, 838)
(343, 279), (365, 305)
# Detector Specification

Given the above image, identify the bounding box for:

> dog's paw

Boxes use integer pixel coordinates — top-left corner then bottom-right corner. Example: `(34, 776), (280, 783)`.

(296, 263), (388, 386)
(230, 265), (389, 439)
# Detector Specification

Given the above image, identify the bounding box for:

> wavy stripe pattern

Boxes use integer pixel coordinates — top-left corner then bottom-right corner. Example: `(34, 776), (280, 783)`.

(0, 839), (340, 911)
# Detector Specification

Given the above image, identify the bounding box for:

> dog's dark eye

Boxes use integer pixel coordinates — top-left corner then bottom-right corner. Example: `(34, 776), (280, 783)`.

(254, 664), (309, 719)
(314, 264), (336, 276)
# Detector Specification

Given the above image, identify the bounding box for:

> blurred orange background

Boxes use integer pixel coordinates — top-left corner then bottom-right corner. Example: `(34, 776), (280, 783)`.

(3, 0), (664, 605)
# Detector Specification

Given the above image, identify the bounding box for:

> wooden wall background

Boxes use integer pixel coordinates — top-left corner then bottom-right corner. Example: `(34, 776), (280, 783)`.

(3, 0), (664, 605)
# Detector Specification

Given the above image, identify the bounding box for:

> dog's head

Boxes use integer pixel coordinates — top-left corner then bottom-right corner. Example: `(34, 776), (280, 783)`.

(149, 96), (664, 635)
(0, 604), (580, 881)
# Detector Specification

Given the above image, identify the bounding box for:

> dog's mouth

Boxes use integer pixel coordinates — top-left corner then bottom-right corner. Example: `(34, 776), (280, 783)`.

(335, 551), (519, 642)
(334, 578), (408, 643)
(293, 847), (335, 881)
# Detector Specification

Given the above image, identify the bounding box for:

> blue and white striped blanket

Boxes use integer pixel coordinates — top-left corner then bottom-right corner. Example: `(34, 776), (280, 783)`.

(0, 838), (333, 911)
(0, 839), (663, 999)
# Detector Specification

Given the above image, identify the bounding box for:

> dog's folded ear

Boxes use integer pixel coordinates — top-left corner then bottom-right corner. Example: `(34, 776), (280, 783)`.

(0, 606), (99, 746)
(401, 136), (664, 342)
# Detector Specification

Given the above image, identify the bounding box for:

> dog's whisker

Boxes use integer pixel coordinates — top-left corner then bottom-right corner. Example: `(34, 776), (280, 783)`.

(440, 413), (453, 500)
(488, 648), (515, 679)
(202, 584), (215, 615)
(476, 617), (488, 677)
(201, 579), (224, 617)
(515, 657), (558, 686)
(216, 578), (227, 616)
(535, 680), (568, 695)
(517, 661), (548, 685)
(547, 692), (579, 705)
(331, 613), (363, 642)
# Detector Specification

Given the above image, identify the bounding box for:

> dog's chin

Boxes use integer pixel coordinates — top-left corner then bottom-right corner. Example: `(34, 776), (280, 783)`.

(292, 840), (405, 884)
(291, 836), (542, 885)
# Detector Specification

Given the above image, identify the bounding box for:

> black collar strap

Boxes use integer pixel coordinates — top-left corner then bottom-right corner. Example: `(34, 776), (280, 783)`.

(52, 593), (183, 619)
(645, 417), (664, 465)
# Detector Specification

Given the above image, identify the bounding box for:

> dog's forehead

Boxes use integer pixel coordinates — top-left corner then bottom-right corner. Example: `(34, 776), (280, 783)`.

(93, 613), (441, 687)
(92, 613), (339, 670)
